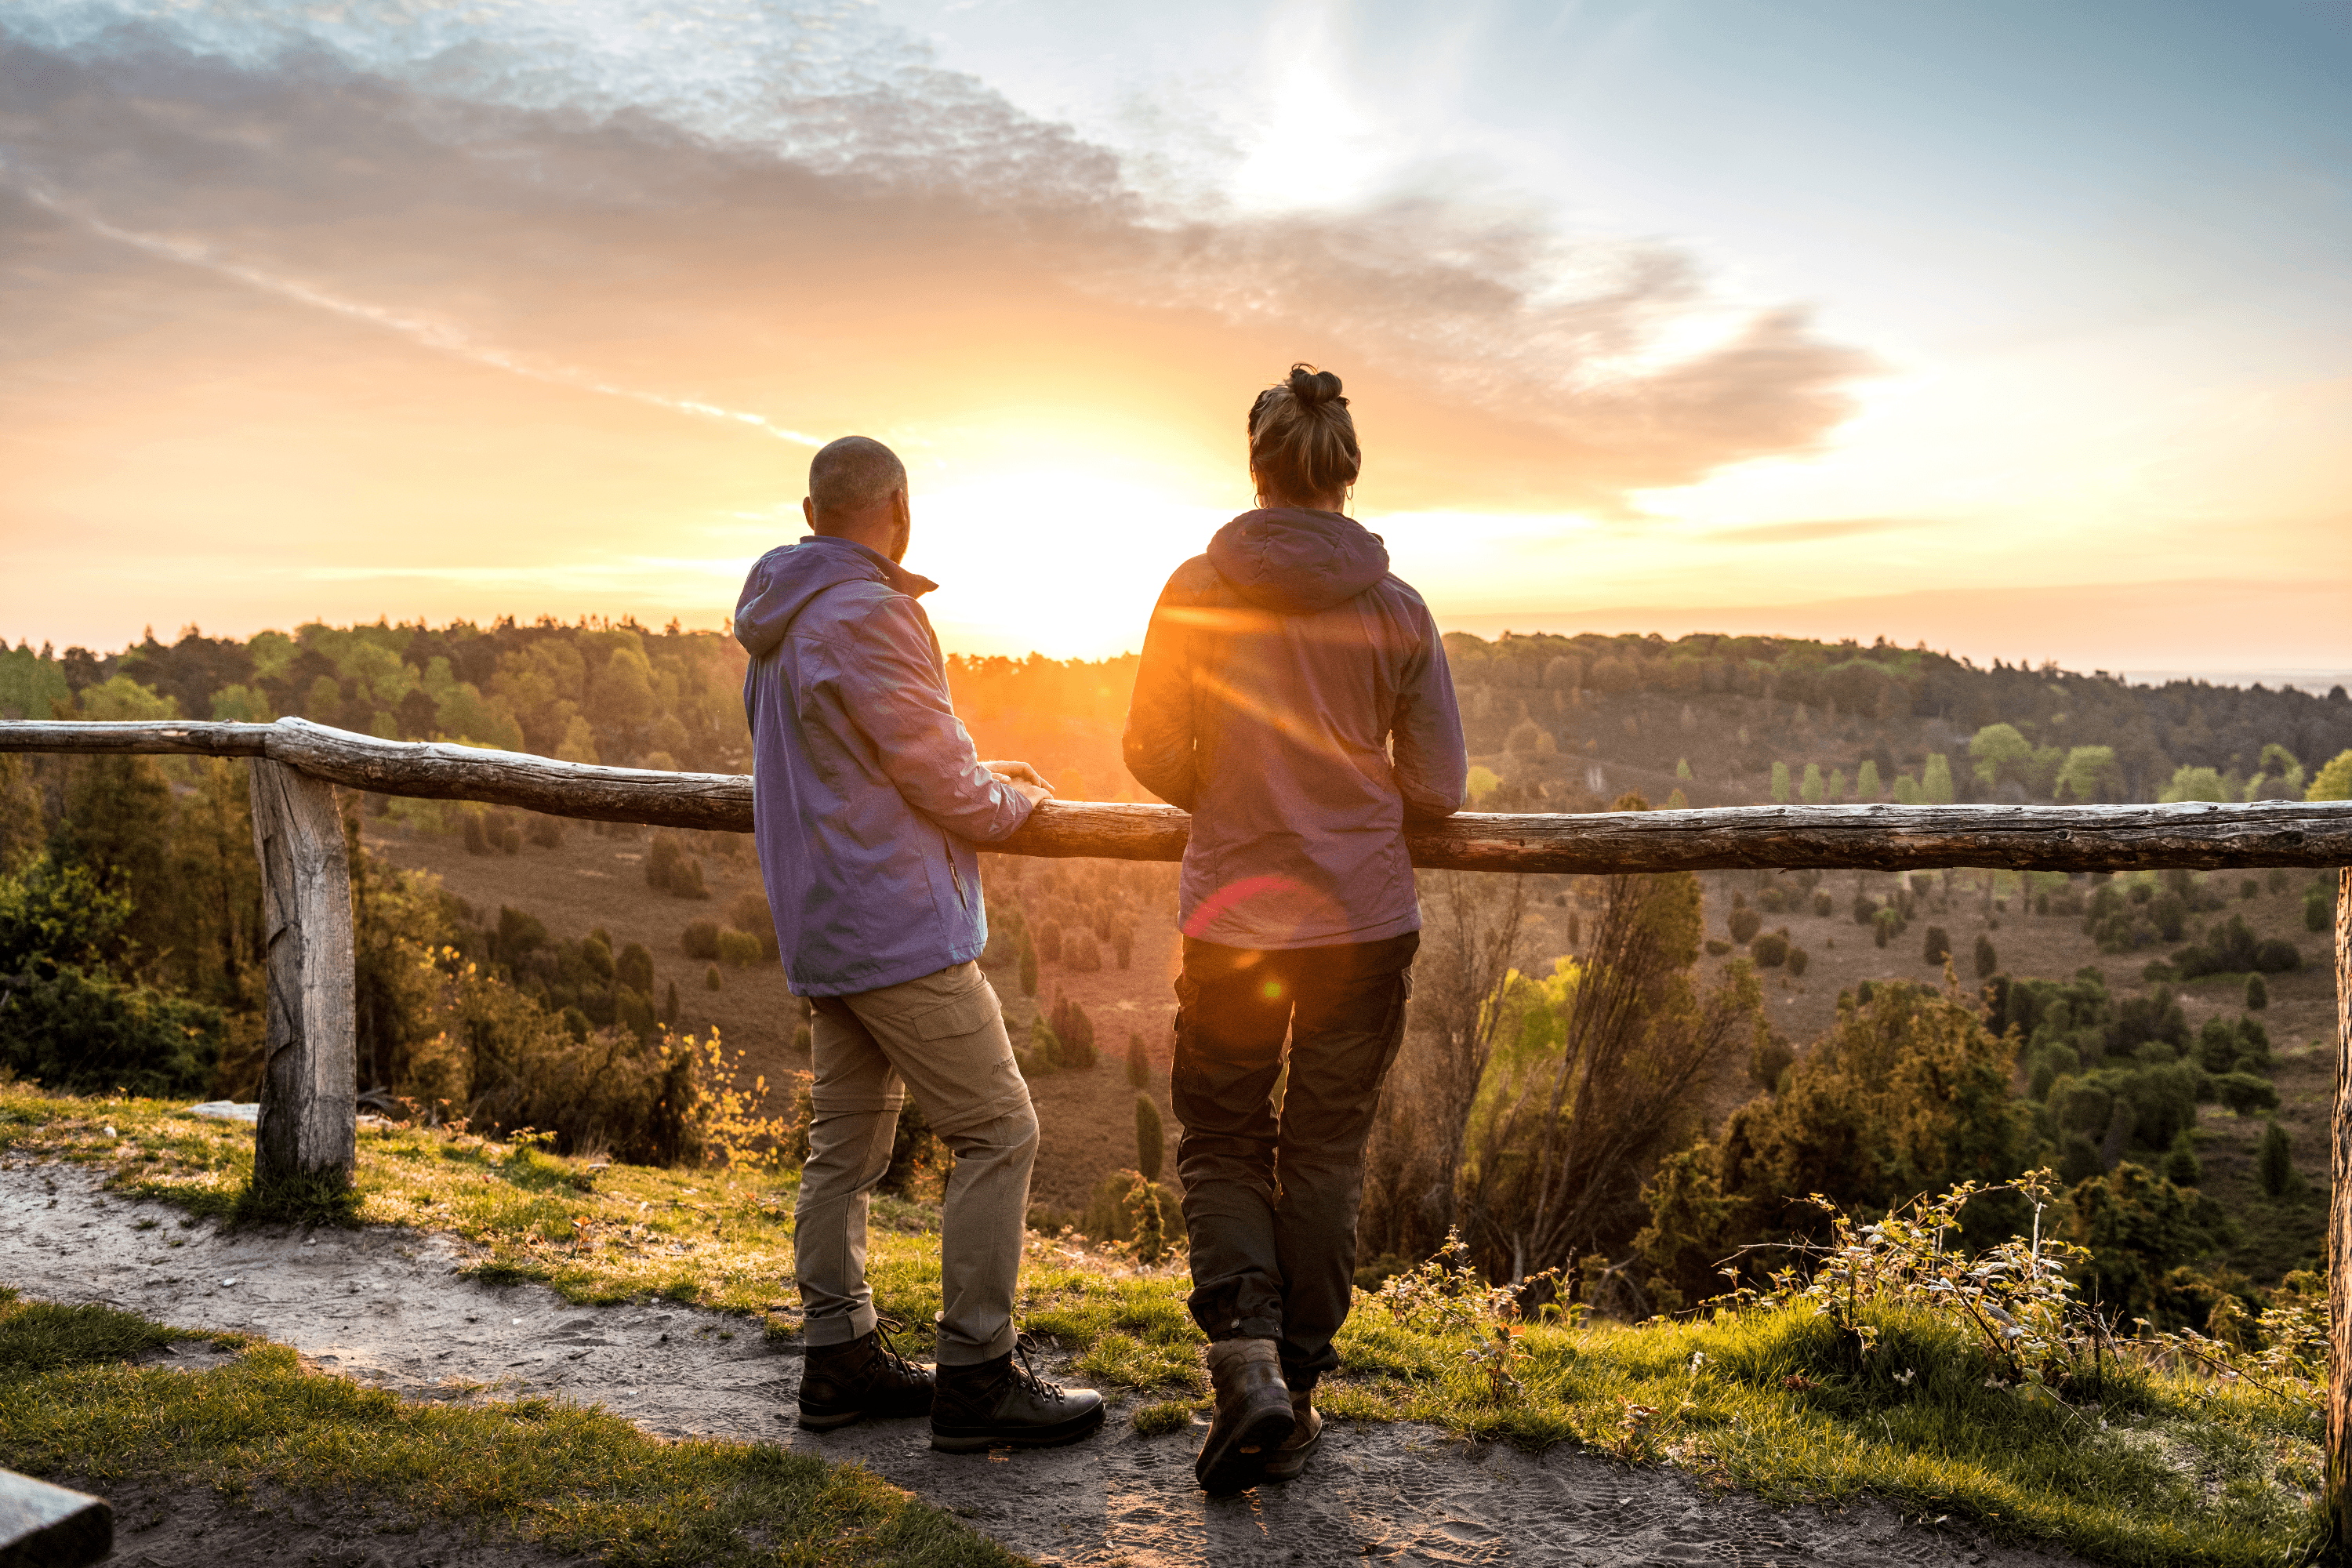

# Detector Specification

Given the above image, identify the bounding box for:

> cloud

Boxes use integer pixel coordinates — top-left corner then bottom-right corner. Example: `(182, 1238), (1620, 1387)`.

(1700, 517), (1922, 546)
(0, 2), (1878, 521)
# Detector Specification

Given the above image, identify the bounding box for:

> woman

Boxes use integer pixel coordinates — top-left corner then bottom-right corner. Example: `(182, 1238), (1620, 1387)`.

(1123, 364), (1467, 1494)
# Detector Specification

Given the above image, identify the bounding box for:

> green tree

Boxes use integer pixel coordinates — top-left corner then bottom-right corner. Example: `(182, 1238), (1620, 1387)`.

(0, 757), (45, 875)
(1134, 1094), (1165, 1184)
(2160, 1131), (2201, 1189)
(2159, 765), (2229, 803)
(1715, 980), (2031, 1242)
(1018, 935), (1039, 997)
(1769, 761), (1791, 803)
(2310, 748), (2352, 801)
(1973, 932), (1997, 979)
(2245, 973), (2267, 1010)
(1922, 925), (1951, 965)
(1799, 763), (1824, 804)
(1675, 757), (1692, 780)
(1968, 724), (2034, 792)
(1856, 760), (1881, 800)
(2258, 1120), (2297, 1198)
(1892, 772), (1922, 805)
(2055, 746), (2119, 804)
(1922, 754), (1955, 804)
(2067, 1163), (2205, 1320)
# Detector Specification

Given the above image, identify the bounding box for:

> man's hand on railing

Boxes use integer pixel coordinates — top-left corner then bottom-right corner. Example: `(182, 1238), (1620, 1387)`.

(984, 760), (1054, 808)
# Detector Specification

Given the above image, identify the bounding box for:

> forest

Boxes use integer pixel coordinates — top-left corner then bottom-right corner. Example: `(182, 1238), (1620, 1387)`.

(1, 615), (2347, 1338)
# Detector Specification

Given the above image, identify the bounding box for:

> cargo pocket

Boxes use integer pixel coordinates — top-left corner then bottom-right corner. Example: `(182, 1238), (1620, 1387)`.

(909, 982), (998, 1042)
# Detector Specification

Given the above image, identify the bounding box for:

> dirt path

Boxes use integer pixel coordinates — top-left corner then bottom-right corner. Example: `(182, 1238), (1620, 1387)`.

(4, 1164), (2092, 1567)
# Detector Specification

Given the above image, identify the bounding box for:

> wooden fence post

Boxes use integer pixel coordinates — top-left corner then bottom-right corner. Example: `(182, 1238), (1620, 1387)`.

(247, 759), (356, 1190)
(2331, 866), (2351, 1560)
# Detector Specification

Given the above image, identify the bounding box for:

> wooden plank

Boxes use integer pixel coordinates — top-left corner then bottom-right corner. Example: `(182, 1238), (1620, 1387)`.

(248, 758), (358, 1190)
(0, 1469), (111, 1567)
(2, 717), (2350, 870)
(2331, 867), (2351, 1558)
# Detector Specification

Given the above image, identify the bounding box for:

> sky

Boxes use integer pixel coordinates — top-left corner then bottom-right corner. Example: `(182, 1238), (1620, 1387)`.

(1, 0), (2347, 677)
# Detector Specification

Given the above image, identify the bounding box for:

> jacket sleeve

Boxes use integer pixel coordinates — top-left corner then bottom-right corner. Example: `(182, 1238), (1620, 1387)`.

(833, 596), (1037, 844)
(1391, 602), (1468, 822)
(1121, 570), (1200, 811)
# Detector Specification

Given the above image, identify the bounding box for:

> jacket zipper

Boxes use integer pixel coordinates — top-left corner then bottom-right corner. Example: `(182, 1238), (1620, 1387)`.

(944, 833), (969, 909)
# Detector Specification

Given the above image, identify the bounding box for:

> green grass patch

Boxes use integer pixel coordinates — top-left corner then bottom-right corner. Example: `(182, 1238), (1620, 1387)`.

(1131, 1399), (1197, 1437)
(5, 1086), (2326, 1565)
(0, 1291), (1011, 1568)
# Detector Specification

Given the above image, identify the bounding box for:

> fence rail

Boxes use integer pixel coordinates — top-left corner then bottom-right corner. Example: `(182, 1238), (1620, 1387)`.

(5, 715), (2351, 1544)
(6, 717), (2351, 873)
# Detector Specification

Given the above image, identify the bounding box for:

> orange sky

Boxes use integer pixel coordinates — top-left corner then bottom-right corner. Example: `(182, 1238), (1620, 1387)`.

(2, 2), (2347, 678)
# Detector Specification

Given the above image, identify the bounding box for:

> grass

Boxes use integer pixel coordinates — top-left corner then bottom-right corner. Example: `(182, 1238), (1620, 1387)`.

(0, 1287), (1012, 1568)
(1, 1084), (2328, 1566)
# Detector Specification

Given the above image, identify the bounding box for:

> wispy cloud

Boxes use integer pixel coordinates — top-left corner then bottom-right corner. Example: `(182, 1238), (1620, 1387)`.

(9, 177), (822, 447)
(1700, 517), (1924, 546)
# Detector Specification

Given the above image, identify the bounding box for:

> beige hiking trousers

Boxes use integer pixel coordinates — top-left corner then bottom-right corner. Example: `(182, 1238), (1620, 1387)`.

(797, 960), (1037, 1365)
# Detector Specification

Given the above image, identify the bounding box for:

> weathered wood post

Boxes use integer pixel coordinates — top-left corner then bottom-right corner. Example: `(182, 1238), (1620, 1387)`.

(2332, 866), (2352, 1560)
(246, 758), (356, 1191)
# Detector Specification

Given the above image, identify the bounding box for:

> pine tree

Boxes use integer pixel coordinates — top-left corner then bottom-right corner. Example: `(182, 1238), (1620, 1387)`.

(662, 979), (679, 1027)
(1769, 761), (1791, 803)
(2245, 973), (2268, 1010)
(1857, 759), (1882, 800)
(2258, 1120), (2296, 1198)
(1127, 1032), (1149, 1088)
(1135, 1094), (1164, 1184)
(1019, 936), (1038, 997)
(1923, 753), (1955, 804)
(1973, 933), (1998, 979)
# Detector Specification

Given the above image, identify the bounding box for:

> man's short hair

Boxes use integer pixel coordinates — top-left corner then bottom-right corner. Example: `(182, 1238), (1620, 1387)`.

(808, 437), (907, 524)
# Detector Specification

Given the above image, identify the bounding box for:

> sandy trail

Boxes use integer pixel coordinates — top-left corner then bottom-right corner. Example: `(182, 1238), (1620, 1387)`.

(1, 1163), (2088, 1568)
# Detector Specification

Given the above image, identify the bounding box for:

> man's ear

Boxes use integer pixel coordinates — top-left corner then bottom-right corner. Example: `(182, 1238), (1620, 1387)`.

(801, 496), (817, 531)
(888, 486), (912, 562)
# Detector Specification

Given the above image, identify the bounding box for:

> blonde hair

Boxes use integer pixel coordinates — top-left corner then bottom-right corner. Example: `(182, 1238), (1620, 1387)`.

(1247, 363), (1359, 506)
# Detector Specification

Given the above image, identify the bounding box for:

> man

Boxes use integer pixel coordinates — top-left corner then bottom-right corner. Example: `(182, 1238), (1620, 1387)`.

(735, 435), (1103, 1451)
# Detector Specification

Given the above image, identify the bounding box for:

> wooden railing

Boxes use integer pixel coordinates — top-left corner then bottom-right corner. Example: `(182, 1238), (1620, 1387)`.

(6, 716), (2352, 1543)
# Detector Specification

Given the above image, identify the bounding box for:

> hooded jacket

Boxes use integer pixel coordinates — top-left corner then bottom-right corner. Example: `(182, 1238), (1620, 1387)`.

(1123, 507), (1466, 950)
(735, 536), (1033, 996)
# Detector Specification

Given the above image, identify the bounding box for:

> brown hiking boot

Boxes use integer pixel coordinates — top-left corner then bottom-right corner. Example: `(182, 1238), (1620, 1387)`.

(1195, 1338), (1294, 1495)
(1261, 1387), (1321, 1482)
(796, 1317), (935, 1430)
(929, 1334), (1105, 1452)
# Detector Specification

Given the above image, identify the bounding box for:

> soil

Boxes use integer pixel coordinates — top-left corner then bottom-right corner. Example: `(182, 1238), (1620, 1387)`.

(2, 1163), (2098, 1567)
(88, 1473), (575, 1568)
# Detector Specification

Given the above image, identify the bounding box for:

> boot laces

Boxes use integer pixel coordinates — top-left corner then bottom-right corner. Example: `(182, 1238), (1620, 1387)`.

(871, 1313), (923, 1380)
(1009, 1333), (1069, 1399)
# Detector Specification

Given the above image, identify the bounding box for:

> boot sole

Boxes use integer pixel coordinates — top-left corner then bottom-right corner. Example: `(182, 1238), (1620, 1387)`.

(797, 1406), (866, 1431)
(1261, 1420), (1321, 1482)
(1194, 1403), (1295, 1496)
(929, 1402), (1107, 1453)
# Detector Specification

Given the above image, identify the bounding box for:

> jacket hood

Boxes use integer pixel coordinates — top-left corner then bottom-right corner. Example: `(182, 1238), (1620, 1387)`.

(1206, 508), (1391, 615)
(735, 537), (937, 659)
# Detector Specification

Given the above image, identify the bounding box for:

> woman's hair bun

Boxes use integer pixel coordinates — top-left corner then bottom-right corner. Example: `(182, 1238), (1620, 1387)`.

(1286, 362), (1345, 408)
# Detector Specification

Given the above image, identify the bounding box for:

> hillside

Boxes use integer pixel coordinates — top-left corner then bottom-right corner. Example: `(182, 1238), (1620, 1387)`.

(6, 622), (2347, 814)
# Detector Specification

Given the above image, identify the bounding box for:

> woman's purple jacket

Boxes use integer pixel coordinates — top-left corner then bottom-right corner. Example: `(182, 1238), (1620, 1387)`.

(735, 536), (1033, 997)
(1123, 508), (1468, 951)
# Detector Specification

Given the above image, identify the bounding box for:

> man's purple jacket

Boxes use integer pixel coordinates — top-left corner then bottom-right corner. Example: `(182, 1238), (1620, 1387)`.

(1123, 507), (1468, 951)
(735, 536), (1034, 996)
